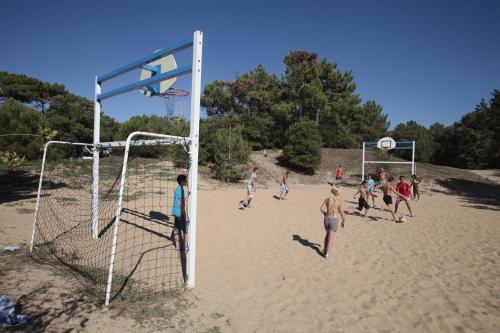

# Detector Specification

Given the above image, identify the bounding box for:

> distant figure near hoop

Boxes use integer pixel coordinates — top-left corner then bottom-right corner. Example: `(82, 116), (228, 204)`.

(240, 167), (259, 209)
(319, 186), (346, 259)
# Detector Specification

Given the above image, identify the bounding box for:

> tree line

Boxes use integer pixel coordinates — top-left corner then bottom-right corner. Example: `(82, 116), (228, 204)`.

(1, 52), (498, 178)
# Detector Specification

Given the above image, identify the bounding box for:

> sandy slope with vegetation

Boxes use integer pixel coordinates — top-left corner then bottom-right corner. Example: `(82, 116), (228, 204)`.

(1, 149), (499, 332)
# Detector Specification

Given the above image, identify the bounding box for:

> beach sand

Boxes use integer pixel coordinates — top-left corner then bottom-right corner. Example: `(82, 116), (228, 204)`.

(1, 181), (499, 332)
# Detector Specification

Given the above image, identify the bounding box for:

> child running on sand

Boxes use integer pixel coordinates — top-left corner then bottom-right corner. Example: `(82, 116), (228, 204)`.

(395, 175), (414, 217)
(277, 171), (290, 200)
(410, 174), (421, 200)
(353, 181), (371, 220)
(366, 174), (377, 207)
(319, 186), (346, 259)
(171, 175), (189, 249)
(335, 164), (344, 186)
(380, 176), (408, 222)
(240, 167), (259, 209)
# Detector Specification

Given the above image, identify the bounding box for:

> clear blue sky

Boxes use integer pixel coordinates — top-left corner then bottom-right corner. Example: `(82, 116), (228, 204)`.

(1, 0), (499, 128)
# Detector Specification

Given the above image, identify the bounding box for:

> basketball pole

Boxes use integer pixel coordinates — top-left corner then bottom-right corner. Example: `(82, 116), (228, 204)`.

(186, 31), (203, 289)
(92, 77), (101, 240)
(411, 140), (416, 175)
(362, 142), (366, 180)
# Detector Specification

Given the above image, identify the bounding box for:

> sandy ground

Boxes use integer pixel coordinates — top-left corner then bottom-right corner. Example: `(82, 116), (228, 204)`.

(1, 180), (500, 332)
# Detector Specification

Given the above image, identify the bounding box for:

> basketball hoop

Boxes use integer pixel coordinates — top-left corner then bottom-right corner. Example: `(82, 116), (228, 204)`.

(156, 88), (189, 119)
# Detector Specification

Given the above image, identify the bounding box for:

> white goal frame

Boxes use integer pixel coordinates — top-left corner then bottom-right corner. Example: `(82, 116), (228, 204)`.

(361, 140), (416, 180)
(30, 31), (203, 306)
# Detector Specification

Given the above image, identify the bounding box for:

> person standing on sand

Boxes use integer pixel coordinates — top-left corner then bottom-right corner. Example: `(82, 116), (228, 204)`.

(240, 167), (259, 209)
(278, 171), (290, 200)
(366, 174), (377, 207)
(335, 164), (344, 186)
(353, 181), (371, 220)
(319, 186), (346, 259)
(380, 176), (407, 222)
(410, 174), (421, 200)
(171, 175), (189, 250)
(378, 168), (387, 185)
(395, 176), (414, 217)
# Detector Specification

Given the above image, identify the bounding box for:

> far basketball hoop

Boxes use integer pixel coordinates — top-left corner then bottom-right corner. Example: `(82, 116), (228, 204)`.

(377, 137), (396, 150)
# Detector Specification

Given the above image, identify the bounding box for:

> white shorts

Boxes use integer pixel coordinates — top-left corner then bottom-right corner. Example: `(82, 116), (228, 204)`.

(247, 185), (254, 198)
(280, 183), (288, 193)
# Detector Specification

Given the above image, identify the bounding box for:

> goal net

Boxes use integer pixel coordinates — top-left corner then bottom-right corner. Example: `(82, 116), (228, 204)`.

(30, 136), (190, 303)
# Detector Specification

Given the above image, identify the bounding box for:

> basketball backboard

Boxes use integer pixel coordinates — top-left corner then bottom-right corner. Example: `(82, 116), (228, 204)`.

(139, 54), (177, 97)
(376, 137), (396, 150)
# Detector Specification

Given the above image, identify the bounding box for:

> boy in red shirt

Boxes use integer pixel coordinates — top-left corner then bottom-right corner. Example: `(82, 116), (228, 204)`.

(335, 164), (344, 186)
(395, 175), (414, 217)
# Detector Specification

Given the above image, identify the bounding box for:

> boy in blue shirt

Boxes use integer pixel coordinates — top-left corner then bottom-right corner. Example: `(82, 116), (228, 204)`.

(366, 174), (377, 207)
(171, 174), (189, 250)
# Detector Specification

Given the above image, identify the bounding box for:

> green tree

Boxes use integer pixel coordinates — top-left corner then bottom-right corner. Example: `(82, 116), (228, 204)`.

(391, 121), (434, 162)
(0, 71), (66, 113)
(0, 98), (42, 159)
(283, 118), (322, 174)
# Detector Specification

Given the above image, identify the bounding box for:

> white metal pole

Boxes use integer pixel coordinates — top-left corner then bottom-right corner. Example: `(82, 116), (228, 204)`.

(361, 142), (365, 180)
(411, 141), (416, 175)
(30, 142), (50, 252)
(105, 133), (133, 306)
(186, 31), (203, 288)
(92, 78), (101, 239)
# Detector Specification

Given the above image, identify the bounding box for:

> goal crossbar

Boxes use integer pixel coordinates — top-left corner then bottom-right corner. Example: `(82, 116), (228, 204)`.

(361, 140), (416, 180)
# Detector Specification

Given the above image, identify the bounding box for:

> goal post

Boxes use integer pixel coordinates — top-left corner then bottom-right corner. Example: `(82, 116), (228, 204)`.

(362, 138), (416, 180)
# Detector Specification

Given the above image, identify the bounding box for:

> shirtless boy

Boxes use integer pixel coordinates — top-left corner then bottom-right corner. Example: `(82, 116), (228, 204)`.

(353, 181), (371, 220)
(240, 167), (258, 209)
(319, 186), (346, 259)
(380, 176), (407, 222)
(395, 175), (414, 217)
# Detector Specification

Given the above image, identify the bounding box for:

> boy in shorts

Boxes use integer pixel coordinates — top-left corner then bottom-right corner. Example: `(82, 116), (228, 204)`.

(353, 180), (371, 220)
(278, 171), (290, 200)
(320, 186), (346, 259)
(395, 175), (414, 217)
(171, 174), (189, 249)
(380, 176), (407, 222)
(366, 174), (377, 207)
(240, 167), (259, 209)
(335, 164), (344, 186)
(410, 174), (421, 200)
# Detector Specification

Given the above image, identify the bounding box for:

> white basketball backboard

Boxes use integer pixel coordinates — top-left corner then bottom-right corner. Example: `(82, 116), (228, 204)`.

(139, 54), (177, 96)
(376, 137), (396, 150)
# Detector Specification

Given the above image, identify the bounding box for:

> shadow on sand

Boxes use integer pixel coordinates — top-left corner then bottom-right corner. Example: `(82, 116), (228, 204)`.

(292, 234), (324, 258)
(432, 178), (500, 212)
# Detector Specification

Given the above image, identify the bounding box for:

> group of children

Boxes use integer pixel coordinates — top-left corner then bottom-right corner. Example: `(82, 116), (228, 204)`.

(236, 165), (422, 260)
(353, 170), (421, 222)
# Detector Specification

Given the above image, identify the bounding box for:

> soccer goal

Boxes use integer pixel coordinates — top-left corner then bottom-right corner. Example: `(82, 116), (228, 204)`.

(361, 137), (416, 180)
(30, 31), (203, 305)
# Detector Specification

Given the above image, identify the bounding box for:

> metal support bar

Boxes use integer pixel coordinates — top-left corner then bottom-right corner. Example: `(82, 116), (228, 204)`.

(97, 65), (192, 101)
(92, 78), (101, 239)
(363, 161), (414, 164)
(97, 38), (193, 83)
(100, 136), (190, 148)
(186, 31), (203, 289)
